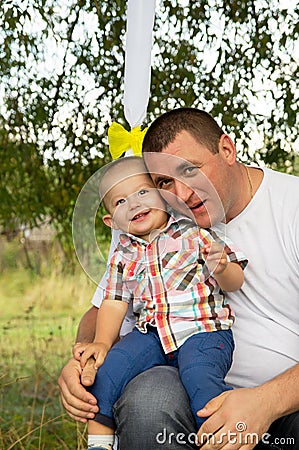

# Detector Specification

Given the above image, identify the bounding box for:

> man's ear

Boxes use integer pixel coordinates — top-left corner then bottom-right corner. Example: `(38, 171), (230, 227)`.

(219, 134), (236, 166)
(102, 214), (119, 229)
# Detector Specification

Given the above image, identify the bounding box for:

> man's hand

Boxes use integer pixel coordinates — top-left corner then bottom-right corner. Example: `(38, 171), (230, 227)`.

(196, 388), (274, 449)
(58, 357), (98, 423)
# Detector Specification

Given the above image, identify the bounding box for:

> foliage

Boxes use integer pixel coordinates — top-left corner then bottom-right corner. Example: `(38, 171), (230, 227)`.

(0, 0), (298, 254)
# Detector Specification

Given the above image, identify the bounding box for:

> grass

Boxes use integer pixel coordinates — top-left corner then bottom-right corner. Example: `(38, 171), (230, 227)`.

(0, 238), (103, 449)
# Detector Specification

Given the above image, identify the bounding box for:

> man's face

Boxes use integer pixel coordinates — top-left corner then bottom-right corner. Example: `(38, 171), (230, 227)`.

(144, 131), (229, 228)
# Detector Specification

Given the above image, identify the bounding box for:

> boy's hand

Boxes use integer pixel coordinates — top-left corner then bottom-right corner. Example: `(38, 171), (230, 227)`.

(78, 342), (110, 370)
(202, 242), (228, 275)
(72, 342), (88, 361)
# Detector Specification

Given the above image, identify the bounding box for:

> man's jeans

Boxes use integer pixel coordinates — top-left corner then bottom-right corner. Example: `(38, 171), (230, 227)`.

(89, 328), (234, 429)
(113, 366), (299, 450)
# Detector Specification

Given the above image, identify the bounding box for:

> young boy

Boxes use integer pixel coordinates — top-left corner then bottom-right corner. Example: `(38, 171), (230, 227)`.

(73, 156), (247, 450)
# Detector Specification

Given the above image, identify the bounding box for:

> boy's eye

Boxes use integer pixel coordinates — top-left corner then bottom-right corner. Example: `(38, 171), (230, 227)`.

(138, 189), (149, 196)
(115, 198), (126, 206)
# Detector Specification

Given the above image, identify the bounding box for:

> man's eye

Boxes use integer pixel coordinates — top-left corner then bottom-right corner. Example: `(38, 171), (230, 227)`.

(115, 198), (126, 206)
(183, 166), (197, 176)
(158, 179), (173, 189)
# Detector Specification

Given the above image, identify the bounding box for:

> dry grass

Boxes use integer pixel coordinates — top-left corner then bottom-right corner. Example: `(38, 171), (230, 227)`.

(0, 238), (102, 449)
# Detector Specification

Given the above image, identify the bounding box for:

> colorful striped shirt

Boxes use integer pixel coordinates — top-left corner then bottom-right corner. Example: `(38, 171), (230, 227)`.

(102, 213), (247, 353)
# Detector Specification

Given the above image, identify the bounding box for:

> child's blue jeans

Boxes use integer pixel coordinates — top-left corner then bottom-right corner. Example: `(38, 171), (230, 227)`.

(88, 327), (234, 429)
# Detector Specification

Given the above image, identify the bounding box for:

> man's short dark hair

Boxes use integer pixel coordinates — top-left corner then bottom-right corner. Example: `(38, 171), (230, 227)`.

(142, 108), (224, 155)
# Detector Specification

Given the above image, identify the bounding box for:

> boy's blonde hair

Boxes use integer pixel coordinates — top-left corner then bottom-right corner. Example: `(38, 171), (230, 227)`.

(99, 156), (149, 212)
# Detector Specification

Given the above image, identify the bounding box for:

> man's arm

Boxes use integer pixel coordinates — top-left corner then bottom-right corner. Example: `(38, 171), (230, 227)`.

(196, 364), (299, 449)
(75, 305), (97, 342)
(58, 306), (99, 423)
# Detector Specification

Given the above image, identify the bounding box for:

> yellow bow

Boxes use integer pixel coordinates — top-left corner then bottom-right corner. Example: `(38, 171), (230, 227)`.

(108, 122), (148, 160)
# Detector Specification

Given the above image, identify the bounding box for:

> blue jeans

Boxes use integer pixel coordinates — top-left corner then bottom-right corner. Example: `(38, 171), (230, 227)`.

(113, 366), (299, 450)
(89, 327), (234, 430)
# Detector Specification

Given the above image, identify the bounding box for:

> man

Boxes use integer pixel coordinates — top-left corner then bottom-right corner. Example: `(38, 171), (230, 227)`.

(59, 108), (299, 449)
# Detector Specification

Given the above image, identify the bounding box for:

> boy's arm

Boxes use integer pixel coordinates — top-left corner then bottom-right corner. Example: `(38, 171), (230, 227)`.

(95, 299), (128, 346)
(213, 261), (244, 292)
(76, 299), (128, 369)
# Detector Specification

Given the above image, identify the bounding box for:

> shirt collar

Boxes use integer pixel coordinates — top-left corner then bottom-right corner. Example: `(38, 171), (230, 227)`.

(118, 211), (194, 250)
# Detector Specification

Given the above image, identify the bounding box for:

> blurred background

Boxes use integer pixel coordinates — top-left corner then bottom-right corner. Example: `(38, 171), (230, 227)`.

(0, 0), (298, 448)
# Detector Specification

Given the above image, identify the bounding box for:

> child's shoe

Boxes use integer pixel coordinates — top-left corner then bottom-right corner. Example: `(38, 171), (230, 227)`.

(87, 444), (113, 450)
(87, 446), (113, 450)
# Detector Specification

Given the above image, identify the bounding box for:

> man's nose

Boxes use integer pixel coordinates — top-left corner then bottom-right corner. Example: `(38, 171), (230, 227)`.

(173, 180), (193, 203)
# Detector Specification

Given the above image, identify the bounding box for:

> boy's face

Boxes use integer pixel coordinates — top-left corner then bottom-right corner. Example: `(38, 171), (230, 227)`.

(102, 166), (168, 241)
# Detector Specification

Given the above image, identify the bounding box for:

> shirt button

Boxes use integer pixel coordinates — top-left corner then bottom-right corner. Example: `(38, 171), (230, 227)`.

(147, 244), (152, 250)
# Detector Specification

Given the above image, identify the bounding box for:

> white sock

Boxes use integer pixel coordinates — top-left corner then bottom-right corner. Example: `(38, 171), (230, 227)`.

(87, 434), (114, 449)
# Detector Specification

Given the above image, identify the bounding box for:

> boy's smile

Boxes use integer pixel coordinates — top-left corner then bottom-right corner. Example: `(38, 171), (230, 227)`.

(102, 164), (169, 242)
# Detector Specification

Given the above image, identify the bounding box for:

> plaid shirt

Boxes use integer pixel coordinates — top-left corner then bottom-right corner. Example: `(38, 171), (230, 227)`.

(102, 213), (247, 354)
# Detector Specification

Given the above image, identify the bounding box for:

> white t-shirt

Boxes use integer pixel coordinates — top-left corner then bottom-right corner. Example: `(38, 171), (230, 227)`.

(92, 168), (299, 388)
(214, 168), (299, 388)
